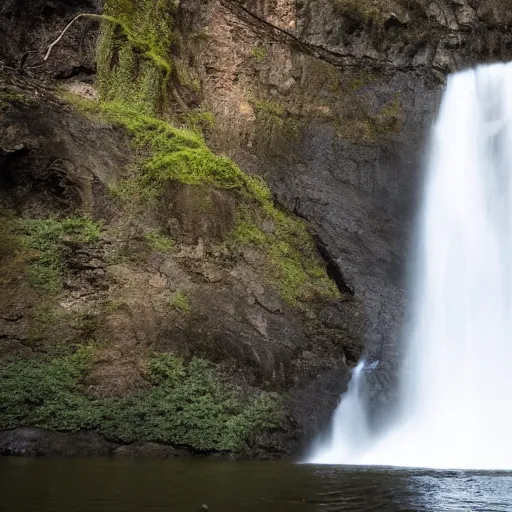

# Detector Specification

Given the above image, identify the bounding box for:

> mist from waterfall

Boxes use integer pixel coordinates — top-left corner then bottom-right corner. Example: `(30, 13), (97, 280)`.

(308, 62), (512, 470)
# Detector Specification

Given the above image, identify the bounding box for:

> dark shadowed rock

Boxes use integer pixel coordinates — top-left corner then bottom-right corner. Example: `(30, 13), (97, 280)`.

(0, 428), (116, 457)
(114, 442), (192, 458)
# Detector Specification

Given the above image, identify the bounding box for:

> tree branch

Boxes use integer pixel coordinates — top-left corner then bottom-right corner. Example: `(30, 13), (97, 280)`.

(44, 13), (104, 62)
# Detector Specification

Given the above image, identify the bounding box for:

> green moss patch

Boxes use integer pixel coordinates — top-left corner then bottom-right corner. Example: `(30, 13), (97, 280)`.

(250, 46), (268, 60)
(85, 100), (271, 205)
(231, 207), (339, 304)
(144, 229), (175, 253)
(169, 290), (189, 313)
(0, 351), (282, 452)
(97, 0), (176, 115)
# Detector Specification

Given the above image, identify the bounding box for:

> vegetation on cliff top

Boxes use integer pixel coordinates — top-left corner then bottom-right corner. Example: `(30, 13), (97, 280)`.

(0, 350), (281, 452)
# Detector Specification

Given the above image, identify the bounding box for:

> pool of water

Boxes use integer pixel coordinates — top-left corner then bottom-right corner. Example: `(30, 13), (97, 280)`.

(1, 457), (511, 511)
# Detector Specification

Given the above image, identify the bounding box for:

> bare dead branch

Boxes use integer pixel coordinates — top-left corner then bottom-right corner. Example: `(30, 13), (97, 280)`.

(44, 13), (104, 62)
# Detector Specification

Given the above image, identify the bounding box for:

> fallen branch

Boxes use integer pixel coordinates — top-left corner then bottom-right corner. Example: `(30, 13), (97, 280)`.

(44, 13), (104, 61)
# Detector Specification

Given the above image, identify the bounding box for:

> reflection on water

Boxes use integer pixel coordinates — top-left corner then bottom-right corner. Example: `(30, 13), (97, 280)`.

(1, 457), (511, 511)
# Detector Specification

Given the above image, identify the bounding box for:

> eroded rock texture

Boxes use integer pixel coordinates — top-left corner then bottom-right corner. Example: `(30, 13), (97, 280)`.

(175, 0), (512, 414)
(1, 0), (511, 455)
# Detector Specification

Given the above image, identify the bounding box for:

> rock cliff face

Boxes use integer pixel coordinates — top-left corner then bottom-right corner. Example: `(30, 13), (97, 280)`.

(1, 0), (511, 456)
(173, 0), (512, 413)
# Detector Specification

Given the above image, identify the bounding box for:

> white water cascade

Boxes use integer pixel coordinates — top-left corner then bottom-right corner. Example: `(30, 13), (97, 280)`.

(308, 62), (512, 470)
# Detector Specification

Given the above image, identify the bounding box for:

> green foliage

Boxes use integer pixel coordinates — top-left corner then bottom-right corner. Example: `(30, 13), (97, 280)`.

(109, 173), (159, 207)
(0, 348), (95, 430)
(146, 353), (185, 386)
(0, 352), (281, 452)
(102, 354), (282, 450)
(96, 0), (176, 115)
(0, 87), (27, 109)
(251, 97), (287, 132)
(94, 101), (272, 205)
(250, 46), (268, 60)
(269, 241), (338, 304)
(179, 109), (216, 134)
(16, 216), (101, 294)
(145, 230), (175, 253)
(146, 149), (248, 189)
(252, 99), (285, 117)
(231, 210), (267, 246)
(169, 290), (189, 313)
(230, 206), (339, 305)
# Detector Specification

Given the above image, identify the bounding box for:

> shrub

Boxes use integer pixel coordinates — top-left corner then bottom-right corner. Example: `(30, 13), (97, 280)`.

(0, 348), (96, 430)
(0, 352), (282, 452)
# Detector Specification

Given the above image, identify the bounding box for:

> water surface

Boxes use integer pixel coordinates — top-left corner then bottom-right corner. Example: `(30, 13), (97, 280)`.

(1, 457), (511, 511)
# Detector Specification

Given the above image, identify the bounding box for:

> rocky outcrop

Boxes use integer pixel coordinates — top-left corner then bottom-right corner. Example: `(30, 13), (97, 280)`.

(0, 428), (117, 457)
(0, 63), (360, 455)
(0, 428), (195, 457)
(172, 0), (512, 417)
(1, 0), (511, 455)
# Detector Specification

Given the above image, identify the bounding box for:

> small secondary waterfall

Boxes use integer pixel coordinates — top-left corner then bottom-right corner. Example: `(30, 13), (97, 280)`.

(308, 62), (512, 470)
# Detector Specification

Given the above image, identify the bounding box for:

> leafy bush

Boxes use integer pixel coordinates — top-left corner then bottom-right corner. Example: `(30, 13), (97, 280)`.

(15, 216), (102, 294)
(0, 348), (96, 430)
(101, 356), (281, 450)
(0, 352), (281, 452)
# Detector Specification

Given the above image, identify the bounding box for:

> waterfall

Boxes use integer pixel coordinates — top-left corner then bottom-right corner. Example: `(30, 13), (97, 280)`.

(308, 362), (370, 464)
(308, 62), (512, 470)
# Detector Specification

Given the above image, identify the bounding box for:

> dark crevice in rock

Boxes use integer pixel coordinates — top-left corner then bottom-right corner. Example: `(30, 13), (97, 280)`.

(315, 237), (355, 297)
(287, 197), (355, 297)
(0, 144), (29, 186)
(219, 0), (446, 73)
(54, 65), (95, 79)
